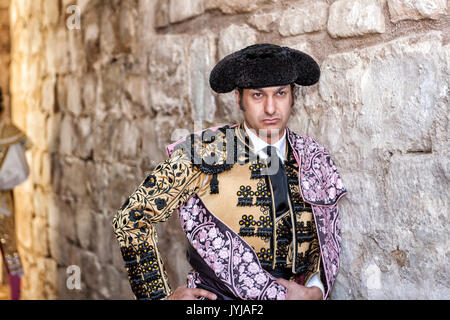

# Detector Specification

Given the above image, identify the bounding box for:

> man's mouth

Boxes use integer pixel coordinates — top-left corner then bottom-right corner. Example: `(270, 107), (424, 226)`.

(262, 118), (279, 124)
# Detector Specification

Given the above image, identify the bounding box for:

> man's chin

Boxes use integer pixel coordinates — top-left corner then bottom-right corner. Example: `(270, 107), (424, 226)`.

(255, 125), (283, 139)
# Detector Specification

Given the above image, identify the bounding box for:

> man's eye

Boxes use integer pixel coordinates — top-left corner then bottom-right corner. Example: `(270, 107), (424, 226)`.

(253, 93), (262, 98)
(278, 91), (287, 96)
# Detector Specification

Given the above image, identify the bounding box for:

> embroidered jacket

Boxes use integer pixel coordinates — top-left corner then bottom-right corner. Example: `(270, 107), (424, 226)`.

(112, 122), (347, 300)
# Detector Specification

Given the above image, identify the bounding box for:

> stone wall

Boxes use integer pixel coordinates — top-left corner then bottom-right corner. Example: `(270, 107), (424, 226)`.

(8, 0), (449, 299)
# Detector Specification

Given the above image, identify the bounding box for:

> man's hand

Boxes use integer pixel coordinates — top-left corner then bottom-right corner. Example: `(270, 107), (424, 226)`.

(276, 278), (323, 300)
(167, 285), (217, 300)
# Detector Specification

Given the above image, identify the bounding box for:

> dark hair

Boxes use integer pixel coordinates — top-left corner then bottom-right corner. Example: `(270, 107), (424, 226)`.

(237, 83), (297, 112)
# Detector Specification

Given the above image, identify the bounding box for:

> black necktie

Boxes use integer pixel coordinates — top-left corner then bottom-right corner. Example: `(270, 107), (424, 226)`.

(263, 146), (289, 218)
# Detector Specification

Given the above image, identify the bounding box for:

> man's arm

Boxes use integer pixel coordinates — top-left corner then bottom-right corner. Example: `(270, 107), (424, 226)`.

(112, 148), (205, 300)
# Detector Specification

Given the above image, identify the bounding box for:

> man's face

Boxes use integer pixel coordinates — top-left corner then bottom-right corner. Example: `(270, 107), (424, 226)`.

(235, 85), (294, 144)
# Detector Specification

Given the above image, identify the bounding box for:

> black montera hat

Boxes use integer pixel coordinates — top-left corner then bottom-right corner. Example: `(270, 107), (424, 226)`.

(209, 43), (320, 93)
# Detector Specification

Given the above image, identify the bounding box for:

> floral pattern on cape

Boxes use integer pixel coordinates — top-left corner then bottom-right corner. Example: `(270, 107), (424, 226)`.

(179, 195), (287, 300)
(286, 129), (346, 206)
(286, 128), (346, 298)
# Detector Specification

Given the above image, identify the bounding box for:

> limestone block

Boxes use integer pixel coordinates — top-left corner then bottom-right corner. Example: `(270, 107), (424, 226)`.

(169, 0), (204, 23)
(26, 110), (47, 151)
(32, 216), (49, 256)
(66, 76), (83, 116)
(13, 184), (34, 249)
(279, 1), (329, 36)
(73, 116), (94, 160)
(119, 1), (137, 53)
(125, 74), (149, 108)
(327, 0), (386, 38)
(91, 213), (114, 265)
(59, 158), (90, 199)
(41, 152), (52, 187)
(189, 33), (217, 123)
(47, 195), (77, 243)
(248, 11), (279, 32)
(154, 0), (170, 28)
(104, 162), (141, 214)
(205, 0), (260, 14)
(382, 154), (450, 299)
(81, 73), (97, 112)
(318, 32), (447, 156)
(218, 24), (257, 59)
(80, 250), (103, 292)
(99, 5), (117, 58)
(75, 204), (94, 250)
(59, 114), (74, 156)
(40, 258), (58, 299)
(116, 119), (141, 160)
(46, 112), (62, 152)
(45, 29), (70, 75)
(292, 32), (449, 299)
(83, 9), (100, 65)
(41, 75), (56, 113)
(68, 29), (87, 74)
(100, 60), (124, 111)
(92, 115), (121, 162)
(387, 0), (448, 22)
(42, 0), (59, 26)
(148, 35), (189, 115)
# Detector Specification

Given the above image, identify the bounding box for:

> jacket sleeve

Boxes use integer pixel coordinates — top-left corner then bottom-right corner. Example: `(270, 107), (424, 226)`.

(112, 148), (204, 300)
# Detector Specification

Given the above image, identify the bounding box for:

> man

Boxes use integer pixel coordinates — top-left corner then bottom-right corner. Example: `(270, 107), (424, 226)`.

(113, 44), (347, 300)
(0, 88), (29, 300)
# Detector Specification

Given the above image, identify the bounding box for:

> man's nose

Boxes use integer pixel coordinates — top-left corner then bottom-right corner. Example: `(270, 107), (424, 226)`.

(264, 96), (276, 115)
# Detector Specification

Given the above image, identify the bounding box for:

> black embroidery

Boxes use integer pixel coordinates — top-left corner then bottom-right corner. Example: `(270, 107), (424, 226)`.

(294, 250), (312, 274)
(143, 174), (157, 188)
(210, 173), (219, 194)
(238, 215), (256, 236)
(237, 185), (254, 206)
(249, 160), (267, 179)
(255, 216), (273, 240)
(275, 216), (293, 266)
(257, 248), (273, 269)
(155, 198), (166, 210)
(254, 181), (271, 207)
(173, 125), (237, 176)
(296, 221), (314, 243)
(128, 209), (144, 222)
(289, 188), (313, 213)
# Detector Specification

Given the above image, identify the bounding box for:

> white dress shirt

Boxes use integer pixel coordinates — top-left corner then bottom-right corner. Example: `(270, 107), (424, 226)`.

(243, 121), (325, 298)
(243, 121), (287, 161)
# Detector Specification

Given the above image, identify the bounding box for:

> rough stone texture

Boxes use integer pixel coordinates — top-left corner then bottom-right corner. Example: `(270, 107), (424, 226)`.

(328, 0), (386, 38)
(4, 0), (450, 300)
(387, 0), (448, 22)
(205, 0), (260, 14)
(290, 31), (449, 299)
(249, 11), (279, 32)
(169, 0), (204, 24)
(279, 1), (329, 36)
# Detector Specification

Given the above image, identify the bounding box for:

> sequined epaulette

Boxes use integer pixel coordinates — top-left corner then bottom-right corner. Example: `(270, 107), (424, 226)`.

(172, 124), (250, 194)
